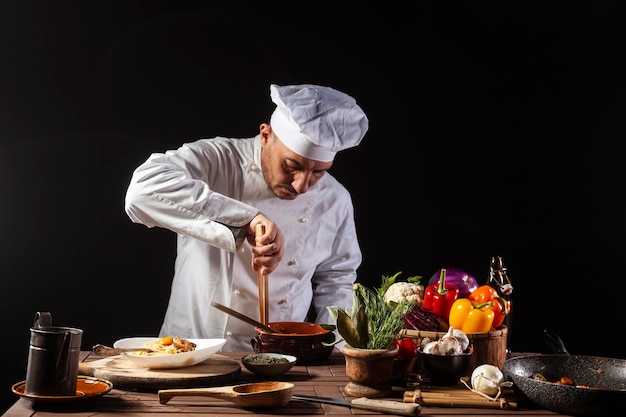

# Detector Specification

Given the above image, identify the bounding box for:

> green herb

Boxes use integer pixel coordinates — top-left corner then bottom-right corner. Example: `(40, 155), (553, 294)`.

(328, 274), (415, 350)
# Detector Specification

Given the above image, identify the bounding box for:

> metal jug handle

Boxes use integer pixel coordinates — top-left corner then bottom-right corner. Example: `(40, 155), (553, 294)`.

(34, 311), (52, 328)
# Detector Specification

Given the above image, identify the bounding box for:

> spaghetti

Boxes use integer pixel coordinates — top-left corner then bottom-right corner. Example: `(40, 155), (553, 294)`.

(135, 336), (196, 356)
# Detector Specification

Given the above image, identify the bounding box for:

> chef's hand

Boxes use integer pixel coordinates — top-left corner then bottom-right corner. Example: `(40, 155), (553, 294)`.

(247, 213), (284, 275)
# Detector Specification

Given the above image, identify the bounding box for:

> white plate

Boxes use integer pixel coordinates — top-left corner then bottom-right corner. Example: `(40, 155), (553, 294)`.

(113, 337), (226, 369)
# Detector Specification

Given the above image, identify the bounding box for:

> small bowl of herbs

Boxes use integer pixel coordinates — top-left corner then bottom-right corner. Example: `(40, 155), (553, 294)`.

(241, 353), (297, 377)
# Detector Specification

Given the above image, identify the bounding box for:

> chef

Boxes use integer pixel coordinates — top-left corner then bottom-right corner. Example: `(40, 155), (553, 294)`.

(124, 83), (369, 351)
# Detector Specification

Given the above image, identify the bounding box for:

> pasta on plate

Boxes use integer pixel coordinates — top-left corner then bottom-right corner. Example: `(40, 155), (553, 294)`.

(136, 336), (196, 356)
(115, 337), (226, 368)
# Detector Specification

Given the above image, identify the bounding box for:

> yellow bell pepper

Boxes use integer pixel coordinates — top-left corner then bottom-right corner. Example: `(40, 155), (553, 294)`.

(448, 298), (495, 333)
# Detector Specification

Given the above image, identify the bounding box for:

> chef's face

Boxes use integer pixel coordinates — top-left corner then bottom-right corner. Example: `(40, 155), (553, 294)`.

(259, 123), (333, 200)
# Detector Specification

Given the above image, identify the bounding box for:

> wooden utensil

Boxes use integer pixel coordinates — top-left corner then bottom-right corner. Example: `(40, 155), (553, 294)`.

(293, 394), (421, 416)
(210, 302), (286, 334)
(158, 381), (295, 408)
(255, 224), (269, 325)
(92, 344), (153, 355)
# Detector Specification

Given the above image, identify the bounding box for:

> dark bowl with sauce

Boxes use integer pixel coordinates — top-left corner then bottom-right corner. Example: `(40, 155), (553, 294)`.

(241, 353), (297, 377)
(251, 322), (335, 364)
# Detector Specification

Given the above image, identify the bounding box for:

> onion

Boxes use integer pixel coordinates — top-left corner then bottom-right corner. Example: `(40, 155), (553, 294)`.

(470, 364), (504, 397)
(427, 268), (478, 298)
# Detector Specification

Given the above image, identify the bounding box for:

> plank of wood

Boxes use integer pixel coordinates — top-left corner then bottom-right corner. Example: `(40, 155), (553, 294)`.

(78, 354), (241, 391)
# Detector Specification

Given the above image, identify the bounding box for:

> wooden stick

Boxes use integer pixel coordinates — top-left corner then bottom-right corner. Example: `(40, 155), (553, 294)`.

(255, 224), (269, 325)
(404, 389), (517, 409)
(421, 396), (513, 409)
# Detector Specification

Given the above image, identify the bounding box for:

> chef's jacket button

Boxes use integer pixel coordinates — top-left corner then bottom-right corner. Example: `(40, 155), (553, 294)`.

(233, 289), (240, 295)
(248, 164), (260, 173)
(298, 217), (308, 223)
(226, 331), (233, 337)
(287, 259), (296, 266)
(279, 297), (288, 304)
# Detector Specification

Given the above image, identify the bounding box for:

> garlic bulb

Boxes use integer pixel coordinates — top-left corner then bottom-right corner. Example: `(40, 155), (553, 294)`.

(421, 327), (466, 355)
(471, 364), (504, 397)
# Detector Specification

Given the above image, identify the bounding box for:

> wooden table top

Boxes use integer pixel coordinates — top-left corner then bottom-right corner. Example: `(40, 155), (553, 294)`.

(3, 350), (563, 417)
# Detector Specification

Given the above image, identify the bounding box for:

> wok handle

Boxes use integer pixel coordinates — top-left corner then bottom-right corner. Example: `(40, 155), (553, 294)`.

(543, 329), (569, 354)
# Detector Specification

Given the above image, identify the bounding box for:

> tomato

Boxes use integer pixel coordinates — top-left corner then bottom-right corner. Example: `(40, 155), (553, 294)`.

(392, 338), (418, 360)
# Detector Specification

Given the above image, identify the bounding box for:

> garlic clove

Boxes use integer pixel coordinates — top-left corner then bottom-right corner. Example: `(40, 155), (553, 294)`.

(421, 341), (439, 354)
(452, 328), (470, 351)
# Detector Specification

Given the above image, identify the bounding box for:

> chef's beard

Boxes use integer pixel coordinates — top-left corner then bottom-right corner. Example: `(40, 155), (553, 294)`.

(261, 161), (298, 199)
(272, 184), (298, 200)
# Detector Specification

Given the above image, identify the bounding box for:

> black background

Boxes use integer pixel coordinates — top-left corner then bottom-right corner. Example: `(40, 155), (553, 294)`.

(1, 0), (625, 412)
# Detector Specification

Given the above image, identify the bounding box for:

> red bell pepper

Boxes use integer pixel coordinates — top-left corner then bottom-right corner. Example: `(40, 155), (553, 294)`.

(423, 269), (460, 324)
(468, 285), (511, 329)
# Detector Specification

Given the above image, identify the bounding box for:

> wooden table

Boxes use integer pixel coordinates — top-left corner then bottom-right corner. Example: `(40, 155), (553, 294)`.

(3, 351), (563, 417)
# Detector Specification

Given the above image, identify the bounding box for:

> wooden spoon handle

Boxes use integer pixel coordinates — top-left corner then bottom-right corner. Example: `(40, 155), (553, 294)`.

(210, 301), (284, 334)
(158, 387), (234, 404)
(92, 344), (152, 355)
(255, 223), (269, 325)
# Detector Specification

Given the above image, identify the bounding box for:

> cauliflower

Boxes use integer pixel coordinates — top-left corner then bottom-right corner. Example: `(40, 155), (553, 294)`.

(383, 282), (424, 306)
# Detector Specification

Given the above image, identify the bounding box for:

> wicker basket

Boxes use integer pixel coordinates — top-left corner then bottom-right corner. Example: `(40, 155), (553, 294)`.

(401, 326), (508, 370)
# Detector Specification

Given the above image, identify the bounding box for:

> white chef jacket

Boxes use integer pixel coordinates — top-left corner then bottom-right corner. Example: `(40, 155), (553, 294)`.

(124, 135), (361, 351)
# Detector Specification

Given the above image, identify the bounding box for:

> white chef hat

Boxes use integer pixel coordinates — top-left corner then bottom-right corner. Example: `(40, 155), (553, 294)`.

(269, 84), (369, 162)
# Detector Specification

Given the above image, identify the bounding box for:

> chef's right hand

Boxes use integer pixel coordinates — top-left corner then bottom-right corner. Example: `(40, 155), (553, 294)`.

(247, 213), (284, 275)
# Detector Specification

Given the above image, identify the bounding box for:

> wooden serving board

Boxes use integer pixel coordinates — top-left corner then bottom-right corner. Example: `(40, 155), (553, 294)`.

(78, 354), (241, 391)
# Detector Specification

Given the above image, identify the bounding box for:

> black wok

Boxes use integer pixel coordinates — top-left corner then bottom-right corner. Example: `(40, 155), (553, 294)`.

(503, 339), (626, 417)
